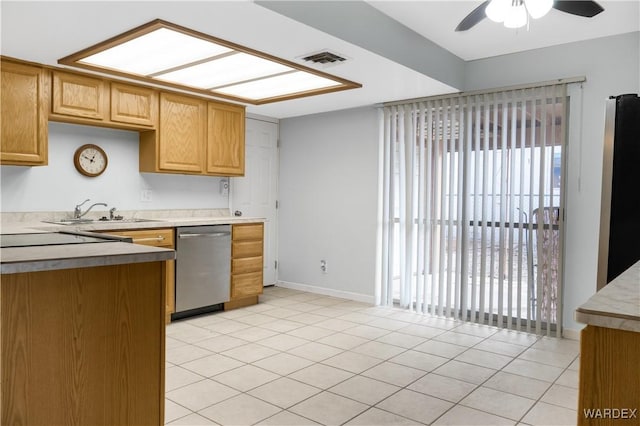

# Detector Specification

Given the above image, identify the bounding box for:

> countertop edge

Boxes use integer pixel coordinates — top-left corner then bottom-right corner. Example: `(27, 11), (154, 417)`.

(574, 309), (640, 333)
(1, 216), (266, 234)
(1, 243), (175, 274)
(574, 260), (640, 333)
(0, 215), (262, 274)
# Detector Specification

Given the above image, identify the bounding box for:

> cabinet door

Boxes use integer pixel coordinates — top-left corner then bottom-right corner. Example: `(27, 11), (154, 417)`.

(52, 71), (107, 120)
(0, 60), (48, 165)
(206, 102), (245, 176)
(110, 82), (157, 127)
(102, 228), (175, 323)
(158, 93), (206, 173)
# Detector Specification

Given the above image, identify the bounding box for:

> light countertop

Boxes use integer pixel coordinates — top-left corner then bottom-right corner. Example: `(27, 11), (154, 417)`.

(0, 216), (264, 234)
(575, 260), (640, 333)
(0, 210), (264, 274)
(1, 241), (175, 274)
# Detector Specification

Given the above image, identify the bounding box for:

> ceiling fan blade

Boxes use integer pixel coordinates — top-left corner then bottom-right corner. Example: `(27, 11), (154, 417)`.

(455, 1), (490, 32)
(553, 1), (604, 17)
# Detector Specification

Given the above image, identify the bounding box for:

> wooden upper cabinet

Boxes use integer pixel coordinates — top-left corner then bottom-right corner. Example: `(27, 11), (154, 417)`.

(157, 92), (206, 173)
(52, 71), (107, 120)
(0, 59), (48, 165)
(1, 57), (245, 174)
(140, 93), (245, 176)
(206, 102), (245, 176)
(110, 82), (157, 127)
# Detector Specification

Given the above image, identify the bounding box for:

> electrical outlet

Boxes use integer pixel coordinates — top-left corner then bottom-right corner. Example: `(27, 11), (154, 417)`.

(320, 260), (327, 273)
(140, 189), (152, 202)
(220, 179), (229, 196)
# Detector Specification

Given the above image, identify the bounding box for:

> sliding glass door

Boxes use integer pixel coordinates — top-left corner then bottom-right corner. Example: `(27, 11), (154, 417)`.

(380, 84), (567, 336)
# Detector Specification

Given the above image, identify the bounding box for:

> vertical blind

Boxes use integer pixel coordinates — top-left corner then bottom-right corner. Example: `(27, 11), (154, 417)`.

(380, 84), (567, 336)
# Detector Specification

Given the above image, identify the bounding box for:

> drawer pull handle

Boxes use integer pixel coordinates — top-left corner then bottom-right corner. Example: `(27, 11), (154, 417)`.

(131, 236), (165, 243)
(179, 232), (229, 238)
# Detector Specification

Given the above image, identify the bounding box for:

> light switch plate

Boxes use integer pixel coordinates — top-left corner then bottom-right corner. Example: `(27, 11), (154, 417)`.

(140, 189), (152, 202)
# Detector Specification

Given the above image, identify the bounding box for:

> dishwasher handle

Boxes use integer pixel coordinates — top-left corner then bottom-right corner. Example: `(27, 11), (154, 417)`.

(179, 232), (230, 239)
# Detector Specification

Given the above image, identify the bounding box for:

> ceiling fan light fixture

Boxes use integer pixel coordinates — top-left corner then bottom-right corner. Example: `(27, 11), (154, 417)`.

(504, 3), (528, 28)
(524, 0), (554, 19)
(485, 0), (511, 22)
(457, 0), (604, 32)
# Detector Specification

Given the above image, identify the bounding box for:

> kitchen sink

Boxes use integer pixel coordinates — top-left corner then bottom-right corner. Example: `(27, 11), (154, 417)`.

(43, 218), (160, 225)
(105, 218), (160, 223)
(42, 218), (95, 225)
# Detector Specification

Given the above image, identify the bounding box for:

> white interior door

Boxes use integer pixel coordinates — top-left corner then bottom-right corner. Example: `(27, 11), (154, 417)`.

(231, 117), (279, 285)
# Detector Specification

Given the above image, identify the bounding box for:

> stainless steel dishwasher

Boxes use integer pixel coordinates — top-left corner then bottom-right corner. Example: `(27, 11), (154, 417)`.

(174, 225), (231, 319)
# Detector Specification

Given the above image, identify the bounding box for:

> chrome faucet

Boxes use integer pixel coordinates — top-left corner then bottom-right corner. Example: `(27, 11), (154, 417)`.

(74, 199), (107, 219)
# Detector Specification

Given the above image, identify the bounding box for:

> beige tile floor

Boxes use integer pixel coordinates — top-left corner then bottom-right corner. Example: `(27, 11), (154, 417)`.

(165, 286), (580, 425)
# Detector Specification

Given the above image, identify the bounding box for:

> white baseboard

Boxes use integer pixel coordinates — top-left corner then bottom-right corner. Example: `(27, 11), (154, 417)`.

(562, 327), (582, 340)
(276, 281), (375, 305)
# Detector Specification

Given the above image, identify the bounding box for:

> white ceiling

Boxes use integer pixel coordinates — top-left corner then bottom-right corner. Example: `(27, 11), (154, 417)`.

(1, 1), (638, 119)
(367, 0), (640, 61)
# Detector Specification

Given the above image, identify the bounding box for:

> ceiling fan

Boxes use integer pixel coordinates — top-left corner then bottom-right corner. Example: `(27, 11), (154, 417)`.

(455, 0), (604, 31)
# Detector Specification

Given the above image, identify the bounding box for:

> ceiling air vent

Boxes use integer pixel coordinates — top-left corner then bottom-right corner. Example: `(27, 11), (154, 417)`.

(302, 51), (347, 65)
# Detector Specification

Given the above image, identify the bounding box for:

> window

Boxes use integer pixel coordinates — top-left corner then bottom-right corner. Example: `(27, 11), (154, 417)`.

(379, 84), (567, 336)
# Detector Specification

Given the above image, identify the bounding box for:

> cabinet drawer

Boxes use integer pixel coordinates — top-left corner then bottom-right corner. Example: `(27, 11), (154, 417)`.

(104, 228), (174, 248)
(232, 240), (263, 258)
(232, 223), (263, 241)
(232, 256), (262, 274)
(231, 272), (263, 299)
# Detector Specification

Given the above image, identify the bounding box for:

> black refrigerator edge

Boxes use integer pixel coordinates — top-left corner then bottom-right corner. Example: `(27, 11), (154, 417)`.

(597, 93), (640, 290)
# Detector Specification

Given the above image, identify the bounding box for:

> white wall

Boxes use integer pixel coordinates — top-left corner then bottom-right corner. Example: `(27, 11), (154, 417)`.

(277, 32), (639, 333)
(278, 106), (379, 301)
(0, 122), (228, 214)
(464, 31), (640, 333)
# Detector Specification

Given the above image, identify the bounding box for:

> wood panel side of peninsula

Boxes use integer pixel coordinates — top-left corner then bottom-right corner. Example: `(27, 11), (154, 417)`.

(1, 261), (165, 425)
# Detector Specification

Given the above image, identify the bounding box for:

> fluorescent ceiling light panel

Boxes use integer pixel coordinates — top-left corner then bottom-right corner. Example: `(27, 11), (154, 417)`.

(155, 53), (295, 89)
(59, 20), (361, 104)
(216, 71), (341, 100)
(80, 28), (232, 76)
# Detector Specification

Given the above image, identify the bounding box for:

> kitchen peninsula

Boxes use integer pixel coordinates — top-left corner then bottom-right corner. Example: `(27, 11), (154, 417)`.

(575, 261), (640, 426)
(1, 232), (174, 425)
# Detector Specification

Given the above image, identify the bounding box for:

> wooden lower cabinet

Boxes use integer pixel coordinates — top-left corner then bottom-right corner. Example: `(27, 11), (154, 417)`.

(1, 262), (165, 425)
(577, 325), (640, 425)
(225, 223), (264, 310)
(103, 228), (175, 323)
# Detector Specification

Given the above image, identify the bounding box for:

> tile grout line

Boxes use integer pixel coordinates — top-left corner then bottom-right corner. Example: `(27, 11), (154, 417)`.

(165, 288), (579, 425)
(426, 324), (544, 424)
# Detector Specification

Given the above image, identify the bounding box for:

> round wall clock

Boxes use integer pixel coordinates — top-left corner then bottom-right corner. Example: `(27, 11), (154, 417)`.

(74, 144), (108, 177)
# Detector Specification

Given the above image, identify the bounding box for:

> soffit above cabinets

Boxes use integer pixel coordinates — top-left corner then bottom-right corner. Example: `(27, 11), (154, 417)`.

(58, 19), (362, 106)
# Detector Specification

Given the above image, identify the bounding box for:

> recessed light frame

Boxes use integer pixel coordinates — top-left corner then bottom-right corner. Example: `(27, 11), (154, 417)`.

(59, 19), (362, 105)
